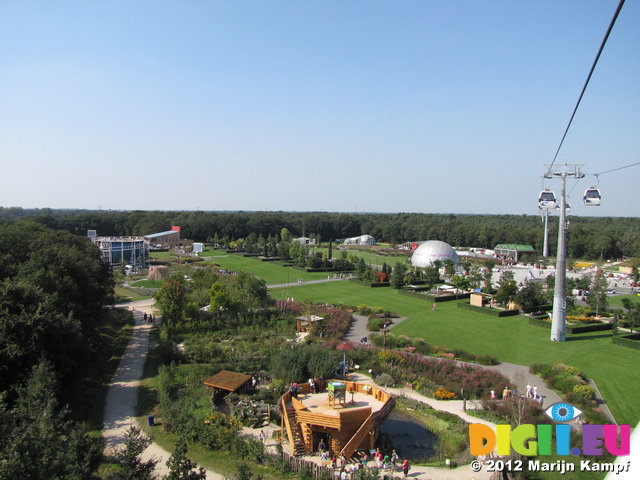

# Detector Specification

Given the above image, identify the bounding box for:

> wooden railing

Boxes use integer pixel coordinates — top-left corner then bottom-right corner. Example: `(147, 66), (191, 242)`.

(279, 391), (297, 454)
(340, 411), (377, 459)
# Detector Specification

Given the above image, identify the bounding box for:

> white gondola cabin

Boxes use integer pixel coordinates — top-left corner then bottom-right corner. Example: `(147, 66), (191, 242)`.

(538, 189), (556, 209)
(583, 188), (601, 206)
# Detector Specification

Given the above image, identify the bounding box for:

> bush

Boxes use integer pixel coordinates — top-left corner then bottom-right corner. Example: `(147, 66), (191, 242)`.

(573, 384), (596, 402)
(368, 317), (385, 332)
(549, 372), (582, 393)
(434, 388), (458, 400)
(476, 354), (500, 366)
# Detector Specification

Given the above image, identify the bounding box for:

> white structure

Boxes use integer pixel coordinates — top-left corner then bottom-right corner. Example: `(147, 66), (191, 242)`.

(293, 237), (316, 245)
(342, 234), (376, 246)
(410, 240), (458, 268)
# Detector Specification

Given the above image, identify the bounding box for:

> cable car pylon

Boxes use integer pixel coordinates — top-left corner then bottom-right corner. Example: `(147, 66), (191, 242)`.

(543, 164), (584, 342)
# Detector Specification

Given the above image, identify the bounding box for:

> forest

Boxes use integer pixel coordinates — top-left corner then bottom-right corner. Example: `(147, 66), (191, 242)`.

(1, 207), (639, 260)
(0, 222), (118, 478)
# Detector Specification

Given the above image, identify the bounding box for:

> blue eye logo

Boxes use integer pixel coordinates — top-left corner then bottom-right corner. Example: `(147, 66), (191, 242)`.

(544, 402), (583, 422)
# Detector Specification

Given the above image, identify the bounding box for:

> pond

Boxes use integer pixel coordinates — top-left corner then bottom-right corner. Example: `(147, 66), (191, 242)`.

(376, 412), (438, 461)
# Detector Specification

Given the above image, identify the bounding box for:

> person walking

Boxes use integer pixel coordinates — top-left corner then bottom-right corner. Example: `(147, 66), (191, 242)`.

(391, 450), (399, 471)
(402, 458), (410, 477)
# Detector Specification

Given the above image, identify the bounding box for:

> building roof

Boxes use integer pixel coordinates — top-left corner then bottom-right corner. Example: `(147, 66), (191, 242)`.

(145, 230), (181, 239)
(494, 244), (535, 252)
(296, 315), (324, 322)
(204, 370), (252, 392)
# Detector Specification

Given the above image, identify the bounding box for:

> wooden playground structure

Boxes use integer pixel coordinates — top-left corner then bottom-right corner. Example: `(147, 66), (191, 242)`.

(279, 380), (395, 458)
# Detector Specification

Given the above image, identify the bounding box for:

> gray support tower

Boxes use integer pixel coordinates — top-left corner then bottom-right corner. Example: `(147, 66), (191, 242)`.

(544, 164), (584, 342)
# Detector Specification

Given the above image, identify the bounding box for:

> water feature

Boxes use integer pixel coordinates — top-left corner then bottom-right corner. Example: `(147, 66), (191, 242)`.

(377, 412), (438, 461)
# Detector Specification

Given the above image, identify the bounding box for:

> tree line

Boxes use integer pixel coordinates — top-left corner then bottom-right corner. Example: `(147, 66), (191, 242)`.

(1, 207), (639, 260)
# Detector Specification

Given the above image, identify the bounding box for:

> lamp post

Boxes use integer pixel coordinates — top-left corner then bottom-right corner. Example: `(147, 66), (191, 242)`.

(336, 342), (354, 380)
(381, 327), (390, 350)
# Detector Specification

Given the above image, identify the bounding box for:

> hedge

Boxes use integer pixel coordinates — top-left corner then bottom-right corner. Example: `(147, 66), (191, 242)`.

(457, 302), (519, 317)
(528, 318), (552, 328)
(347, 279), (390, 287)
(522, 304), (553, 314)
(566, 323), (613, 334)
(612, 333), (640, 350)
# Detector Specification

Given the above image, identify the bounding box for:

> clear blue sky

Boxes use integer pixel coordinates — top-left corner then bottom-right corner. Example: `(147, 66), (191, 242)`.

(1, 0), (638, 216)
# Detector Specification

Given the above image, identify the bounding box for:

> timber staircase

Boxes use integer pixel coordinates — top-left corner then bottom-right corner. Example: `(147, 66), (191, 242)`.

(286, 409), (307, 456)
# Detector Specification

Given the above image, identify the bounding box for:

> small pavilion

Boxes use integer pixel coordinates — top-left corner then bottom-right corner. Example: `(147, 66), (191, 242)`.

(296, 315), (324, 333)
(204, 370), (252, 401)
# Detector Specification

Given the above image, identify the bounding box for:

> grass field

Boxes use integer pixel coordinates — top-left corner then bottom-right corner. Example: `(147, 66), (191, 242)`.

(268, 281), (640, 426)
(200, 253), (334, 285)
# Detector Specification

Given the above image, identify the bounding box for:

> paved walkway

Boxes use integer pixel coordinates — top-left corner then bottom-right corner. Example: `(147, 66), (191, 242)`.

(103, 300), (223, 479)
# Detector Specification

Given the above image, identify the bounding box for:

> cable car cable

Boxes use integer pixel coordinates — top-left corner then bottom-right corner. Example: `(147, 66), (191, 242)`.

(594, 161), (640, 176)
(546, 0), (626, 175)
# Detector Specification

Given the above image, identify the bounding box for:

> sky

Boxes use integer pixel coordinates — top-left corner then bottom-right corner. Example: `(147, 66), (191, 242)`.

(1, 0), (638, 217)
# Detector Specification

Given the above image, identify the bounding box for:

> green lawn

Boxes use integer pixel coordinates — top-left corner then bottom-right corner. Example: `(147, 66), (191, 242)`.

(201, 253), (336, 285)
(270, 281), (640, 426)
(607, 292), (640, 308)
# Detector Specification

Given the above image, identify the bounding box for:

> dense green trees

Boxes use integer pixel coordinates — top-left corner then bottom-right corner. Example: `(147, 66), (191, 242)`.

(0, 222), (120, 478)
(0, 360), (102, 480)
(3, 208), (639, 260)
(0, 222), (114, 396)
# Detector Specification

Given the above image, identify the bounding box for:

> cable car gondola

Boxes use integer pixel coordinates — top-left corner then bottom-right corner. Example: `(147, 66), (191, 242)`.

(583, 188), (601, 206)
(538, 189), (556, 209)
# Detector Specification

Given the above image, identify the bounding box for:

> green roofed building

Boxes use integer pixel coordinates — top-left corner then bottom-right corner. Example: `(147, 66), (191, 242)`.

(494, 244), (535, 262)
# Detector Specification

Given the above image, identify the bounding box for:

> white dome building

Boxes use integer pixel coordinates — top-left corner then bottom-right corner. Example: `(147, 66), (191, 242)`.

(410, 240), (458, 268)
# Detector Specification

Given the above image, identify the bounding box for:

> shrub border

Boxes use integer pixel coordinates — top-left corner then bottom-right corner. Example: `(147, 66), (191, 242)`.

(457, 302), (519, 317)
(612, 333), (640, 350)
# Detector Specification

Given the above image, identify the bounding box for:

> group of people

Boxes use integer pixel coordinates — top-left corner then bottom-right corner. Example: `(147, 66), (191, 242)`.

(289, 377), (326, 399)
(142, 312), (155, 325)
(319, 445), (410, 478)
(490, 384), (543, 405)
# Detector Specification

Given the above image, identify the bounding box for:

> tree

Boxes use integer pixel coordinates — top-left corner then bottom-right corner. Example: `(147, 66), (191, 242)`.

(423, 265), (440, 288)
(451, 274), (471, 292)
(208, 282), (231, 315)
(280, 228), (292, 242)
(155, 276), (187, 324)
(621, 298), (640, 334)
(514, 281), (546, 312)
(494, 280), (518, 306)
(443, 259), (456, 276)
(108, 426), (158, 480)
(0, 360), (101, 480)
(482, 269), (493, 292)
(164, 437), (206, 480)
(587, 271), (609, 317)
(389, 261), (408, 289)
